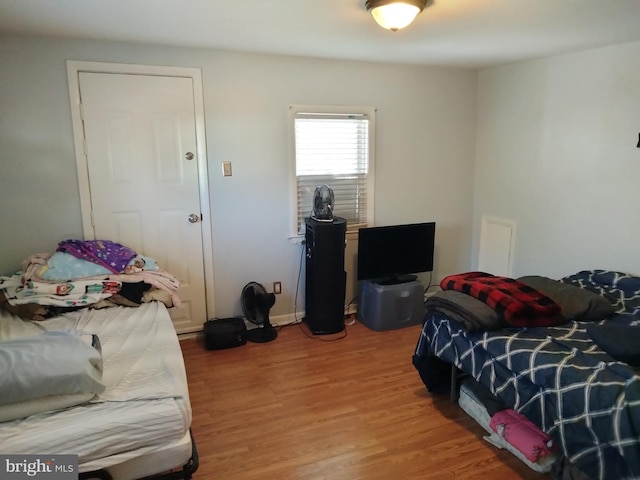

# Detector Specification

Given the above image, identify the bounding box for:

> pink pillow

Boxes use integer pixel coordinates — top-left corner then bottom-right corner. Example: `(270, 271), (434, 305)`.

(489, 409), (554, 462)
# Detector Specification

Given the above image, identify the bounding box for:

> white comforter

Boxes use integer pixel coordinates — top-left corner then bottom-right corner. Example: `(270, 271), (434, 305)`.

(0, 302), (191, 472)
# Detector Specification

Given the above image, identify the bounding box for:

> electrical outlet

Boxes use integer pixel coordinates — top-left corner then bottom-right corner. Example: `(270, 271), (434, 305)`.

(273, 281), (282, 294)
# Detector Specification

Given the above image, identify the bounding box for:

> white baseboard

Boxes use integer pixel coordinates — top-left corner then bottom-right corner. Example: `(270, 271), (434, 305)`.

(178, 331), (201, 340)
(271, 311), (304, 327)
(271, 304), (356, 327)
(181, 306), (356, 336)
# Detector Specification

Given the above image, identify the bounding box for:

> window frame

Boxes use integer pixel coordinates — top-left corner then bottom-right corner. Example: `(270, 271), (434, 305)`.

(288, 104), (376, 239)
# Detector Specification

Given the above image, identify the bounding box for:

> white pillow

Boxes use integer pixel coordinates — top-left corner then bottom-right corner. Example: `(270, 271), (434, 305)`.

(0, 331), (105, 406)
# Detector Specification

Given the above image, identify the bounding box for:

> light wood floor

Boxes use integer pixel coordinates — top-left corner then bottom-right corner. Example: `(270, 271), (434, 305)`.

(180, 319), (548, 480)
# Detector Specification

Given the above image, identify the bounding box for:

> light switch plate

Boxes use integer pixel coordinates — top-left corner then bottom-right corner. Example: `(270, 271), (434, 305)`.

(222, 161), (232, 176)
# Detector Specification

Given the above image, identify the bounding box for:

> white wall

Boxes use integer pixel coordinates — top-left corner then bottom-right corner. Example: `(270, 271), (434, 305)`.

(0, 34), (477, 318)
(473, 41), (640, 278)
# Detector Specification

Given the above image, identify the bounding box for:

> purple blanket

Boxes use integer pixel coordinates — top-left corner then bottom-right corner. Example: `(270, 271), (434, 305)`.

(57, 239), (137, 274)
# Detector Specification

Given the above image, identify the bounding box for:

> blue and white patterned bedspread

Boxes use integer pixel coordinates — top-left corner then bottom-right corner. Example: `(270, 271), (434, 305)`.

(414, 270), (640, 480)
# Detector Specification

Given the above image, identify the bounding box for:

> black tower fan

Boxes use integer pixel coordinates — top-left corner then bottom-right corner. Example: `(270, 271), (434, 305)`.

(304, 216), (347, 334)
(241, 282), (277, 343)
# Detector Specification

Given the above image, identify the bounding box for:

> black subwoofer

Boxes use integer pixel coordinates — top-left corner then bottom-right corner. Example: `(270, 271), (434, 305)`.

(203, 317), (247, 350)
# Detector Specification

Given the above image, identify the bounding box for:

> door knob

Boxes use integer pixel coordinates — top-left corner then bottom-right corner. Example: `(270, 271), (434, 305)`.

(188, 213), (200, 223)
(185, 152), (194, 161)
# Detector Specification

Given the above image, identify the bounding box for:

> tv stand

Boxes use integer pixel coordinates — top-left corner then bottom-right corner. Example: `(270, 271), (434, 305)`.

(357, 279), (426, 331)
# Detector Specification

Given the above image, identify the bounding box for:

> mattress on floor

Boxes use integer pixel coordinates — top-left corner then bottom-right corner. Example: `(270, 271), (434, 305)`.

(0, 302), (192, 473)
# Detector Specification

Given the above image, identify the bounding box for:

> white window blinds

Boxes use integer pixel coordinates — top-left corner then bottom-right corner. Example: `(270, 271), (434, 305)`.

(294, 111), (372, 234)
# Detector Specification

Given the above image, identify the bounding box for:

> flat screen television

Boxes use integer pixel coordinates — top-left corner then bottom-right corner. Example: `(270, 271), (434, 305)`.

(357, 222), (435, 285)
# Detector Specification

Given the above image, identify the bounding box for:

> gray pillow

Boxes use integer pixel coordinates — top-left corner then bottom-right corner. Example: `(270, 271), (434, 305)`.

(0, 331), (105, 406)
(518, 275), (615, 321)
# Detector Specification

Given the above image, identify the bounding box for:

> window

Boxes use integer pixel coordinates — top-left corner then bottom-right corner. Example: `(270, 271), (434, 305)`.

(290, 105), (375, 236)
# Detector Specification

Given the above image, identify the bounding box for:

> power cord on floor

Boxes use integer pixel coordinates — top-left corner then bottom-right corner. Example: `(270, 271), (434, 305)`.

(298, 320), (348, 341)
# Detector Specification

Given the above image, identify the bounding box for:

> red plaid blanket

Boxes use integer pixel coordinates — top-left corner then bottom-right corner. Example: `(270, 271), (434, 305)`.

(440, 272), (563, 327)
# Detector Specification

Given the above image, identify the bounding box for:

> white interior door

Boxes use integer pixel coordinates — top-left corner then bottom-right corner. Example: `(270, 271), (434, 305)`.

(76, 71), (208, 332)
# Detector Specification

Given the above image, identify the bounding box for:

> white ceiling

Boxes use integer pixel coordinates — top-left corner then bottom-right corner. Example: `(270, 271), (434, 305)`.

(1, 0), (640, 68)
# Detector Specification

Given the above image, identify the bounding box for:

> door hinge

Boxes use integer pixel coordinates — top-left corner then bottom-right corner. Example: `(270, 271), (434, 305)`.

(83, 139), (88, 156)
(90, 211), (95, 227)
(79, 102), (85, 121)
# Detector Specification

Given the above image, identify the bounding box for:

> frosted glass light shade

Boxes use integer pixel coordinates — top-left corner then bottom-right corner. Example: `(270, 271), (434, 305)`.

(370, 2), (422, 31)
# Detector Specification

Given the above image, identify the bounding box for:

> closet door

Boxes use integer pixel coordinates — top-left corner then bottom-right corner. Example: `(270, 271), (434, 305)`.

(76, 71), (208, 333)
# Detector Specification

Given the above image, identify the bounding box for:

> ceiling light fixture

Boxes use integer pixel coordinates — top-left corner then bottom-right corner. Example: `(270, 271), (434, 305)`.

(366, 0), (428, 32)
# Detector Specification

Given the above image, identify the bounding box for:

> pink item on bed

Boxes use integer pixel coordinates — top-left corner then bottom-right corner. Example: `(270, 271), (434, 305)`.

(489, 409), (554, 462)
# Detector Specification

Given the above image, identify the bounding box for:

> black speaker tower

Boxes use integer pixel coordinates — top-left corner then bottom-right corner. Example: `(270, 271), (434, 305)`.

(304, 217), (347, 334)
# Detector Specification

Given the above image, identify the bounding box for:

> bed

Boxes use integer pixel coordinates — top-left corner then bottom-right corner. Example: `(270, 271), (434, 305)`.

(0, 241), (198, 479)
(412, 270), (640, 480)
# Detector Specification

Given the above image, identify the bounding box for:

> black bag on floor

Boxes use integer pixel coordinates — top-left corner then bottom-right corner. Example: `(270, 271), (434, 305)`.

(203, 317), (247, 350)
